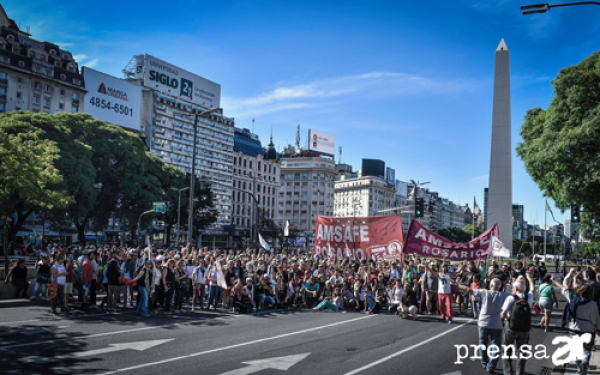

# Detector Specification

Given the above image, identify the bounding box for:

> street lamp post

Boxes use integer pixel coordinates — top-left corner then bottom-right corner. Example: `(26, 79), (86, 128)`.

(521, 1), (600, 14)
(187, 107), (223, 246)
(170, 187), (189, 249)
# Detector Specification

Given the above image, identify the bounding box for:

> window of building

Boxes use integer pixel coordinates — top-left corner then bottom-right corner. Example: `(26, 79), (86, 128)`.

(34, 82), (41, 90)
(44, 84), (50, 92)
(73, 78), (81, 86)
(0, 103), (4, 112)
(33, 96), (39, 104)
(59, 103), (64, 110)
(71, 107), (77, 113)
(16, 91), (21, 99)
(287, 173), (292, 180)
(294, 173), (300, 180)
(17, 77), (23, 83)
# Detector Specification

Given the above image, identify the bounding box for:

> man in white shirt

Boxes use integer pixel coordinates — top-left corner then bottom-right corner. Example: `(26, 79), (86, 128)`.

(427, 260), (454, 324)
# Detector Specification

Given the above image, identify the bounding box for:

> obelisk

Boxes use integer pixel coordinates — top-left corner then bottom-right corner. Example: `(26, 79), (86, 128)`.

(487, 39), (513, 252)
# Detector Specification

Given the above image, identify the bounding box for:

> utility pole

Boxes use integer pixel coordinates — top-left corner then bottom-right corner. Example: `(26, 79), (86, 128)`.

(170, 187), (189, 249)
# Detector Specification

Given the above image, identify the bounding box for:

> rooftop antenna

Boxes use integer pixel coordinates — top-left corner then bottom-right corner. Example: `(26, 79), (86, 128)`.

(338, 146), (342, 164)
(252, 118), (255, 134)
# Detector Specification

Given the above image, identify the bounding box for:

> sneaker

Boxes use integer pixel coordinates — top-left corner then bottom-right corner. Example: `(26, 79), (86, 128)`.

(30, 296), (36, 300)
(191, 307), (195, 311)
(448, 320), (452, 324)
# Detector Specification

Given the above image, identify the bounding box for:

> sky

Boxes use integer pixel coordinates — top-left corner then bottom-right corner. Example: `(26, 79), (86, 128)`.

(7, 0), (600, 226)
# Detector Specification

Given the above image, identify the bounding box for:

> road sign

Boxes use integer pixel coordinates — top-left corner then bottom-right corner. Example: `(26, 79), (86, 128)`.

(153, 202), (166, 213)
(219, 353), (310, 375)
(304, 231), (314, 237)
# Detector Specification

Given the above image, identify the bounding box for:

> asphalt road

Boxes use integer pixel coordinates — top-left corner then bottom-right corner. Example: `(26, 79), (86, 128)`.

(0, 279), (572, 375)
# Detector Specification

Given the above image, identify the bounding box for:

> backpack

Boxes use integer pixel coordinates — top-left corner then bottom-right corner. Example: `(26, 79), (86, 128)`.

(508, 294), (531, 332)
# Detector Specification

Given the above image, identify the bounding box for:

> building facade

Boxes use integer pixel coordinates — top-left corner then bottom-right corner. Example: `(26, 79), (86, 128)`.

(277, 156), (337, 232)
(512, 204), (524, 240)
(126, 55), (235, 243)
(232, 128), (280, 246)
(0, 7), (85, 115)
(334, 175), (396, 217)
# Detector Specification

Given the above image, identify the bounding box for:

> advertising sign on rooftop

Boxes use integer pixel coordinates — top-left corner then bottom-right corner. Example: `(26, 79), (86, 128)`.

(134, 54), (221, 109)
(308, 129), (335, 156)
(82, 67), (142, 131)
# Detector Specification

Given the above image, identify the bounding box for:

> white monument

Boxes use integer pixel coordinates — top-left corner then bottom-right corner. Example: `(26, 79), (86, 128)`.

(487, 39), (513, 252)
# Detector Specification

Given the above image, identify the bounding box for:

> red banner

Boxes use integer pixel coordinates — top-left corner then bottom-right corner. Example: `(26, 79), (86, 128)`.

(403, 220), (498, 261)
(314, 215), (404, 260)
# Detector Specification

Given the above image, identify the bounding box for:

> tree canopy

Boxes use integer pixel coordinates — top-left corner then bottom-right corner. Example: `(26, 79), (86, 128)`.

(1, 111), (217, 245)
(516, 51), (600, 242)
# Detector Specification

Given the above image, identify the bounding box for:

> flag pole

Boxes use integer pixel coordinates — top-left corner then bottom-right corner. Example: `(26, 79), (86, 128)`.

(544, 202), (547, 259)
(472, 196), (475, 240)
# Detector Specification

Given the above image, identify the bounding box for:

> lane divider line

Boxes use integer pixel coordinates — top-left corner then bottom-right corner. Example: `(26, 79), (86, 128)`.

(343, 319), (474, 375)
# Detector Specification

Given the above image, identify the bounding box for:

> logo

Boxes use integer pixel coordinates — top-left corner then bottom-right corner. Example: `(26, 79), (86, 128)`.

(180, 78), (193, 99)
(97, 82), (128, 102)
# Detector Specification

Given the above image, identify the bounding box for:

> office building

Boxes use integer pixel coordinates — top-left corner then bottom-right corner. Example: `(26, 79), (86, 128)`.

(277, 155), (337, 232)
(334, 175), (396, 217)
(232, 127), (280, 247)
(125, 54), (235, 243)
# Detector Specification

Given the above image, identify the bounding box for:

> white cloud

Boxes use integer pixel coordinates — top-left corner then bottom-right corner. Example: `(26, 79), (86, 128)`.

(224, 71), (476, 119)
(84, 58), (99, 68)
(73, 54), (87, 63)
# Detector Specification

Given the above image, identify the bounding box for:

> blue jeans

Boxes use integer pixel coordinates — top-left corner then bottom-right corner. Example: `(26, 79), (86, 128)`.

(121, 284), (133, 304)
(207, 285), (222, 308)
(32, 282), (47, 298)
(478, 326), (503, 370)
(259, 294), (275, 308)
(136, 287), (149, 315)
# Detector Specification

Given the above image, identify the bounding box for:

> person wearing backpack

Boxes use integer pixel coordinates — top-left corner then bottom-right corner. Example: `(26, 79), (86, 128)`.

(584, 270), (600, 311)
(556, 271), (600, 375)
(500, 278), (534, 375)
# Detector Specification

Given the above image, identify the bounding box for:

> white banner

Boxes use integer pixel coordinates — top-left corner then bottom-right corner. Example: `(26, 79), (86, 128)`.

(134, 54), (221, 108)
(82, 67), (142, 130)
(491, 235), (511, 258)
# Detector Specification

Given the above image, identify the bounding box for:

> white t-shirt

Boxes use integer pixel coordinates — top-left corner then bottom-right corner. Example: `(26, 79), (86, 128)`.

(329, 276), (343, 286)
(193, 266), (205, 284)
(391, 286), (405, 304)
(437, 274), (452, 294)
(52, 264), (66, 285)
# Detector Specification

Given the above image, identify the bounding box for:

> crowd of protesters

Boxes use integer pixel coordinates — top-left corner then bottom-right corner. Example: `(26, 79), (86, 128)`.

(4, 242), (600, 374)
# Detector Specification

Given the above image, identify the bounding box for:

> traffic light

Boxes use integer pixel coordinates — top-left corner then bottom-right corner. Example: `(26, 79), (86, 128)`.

(571, 204), (581, 223)
(415, 198), (425, 218)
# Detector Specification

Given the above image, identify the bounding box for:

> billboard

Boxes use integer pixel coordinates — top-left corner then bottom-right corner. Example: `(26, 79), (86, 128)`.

(134, 54), (221, 108)
(308, 129), (335, 155)
(362, 159), (385, 178)
(386, 167), (395, 186)
(314, 215), (403, 261)
(82, 67), (142, 130)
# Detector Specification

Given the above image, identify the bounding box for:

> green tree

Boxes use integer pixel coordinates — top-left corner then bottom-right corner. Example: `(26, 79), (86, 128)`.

(516, 51), (600, 241)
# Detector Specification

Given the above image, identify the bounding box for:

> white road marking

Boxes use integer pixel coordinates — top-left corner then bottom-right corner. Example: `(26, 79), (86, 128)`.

(98, 315), (375, 375)
(0, 323), (179, 350)
(219, 353), (310, 375)
(343, 320), (473, 375)
(27, 339), (174, 363)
